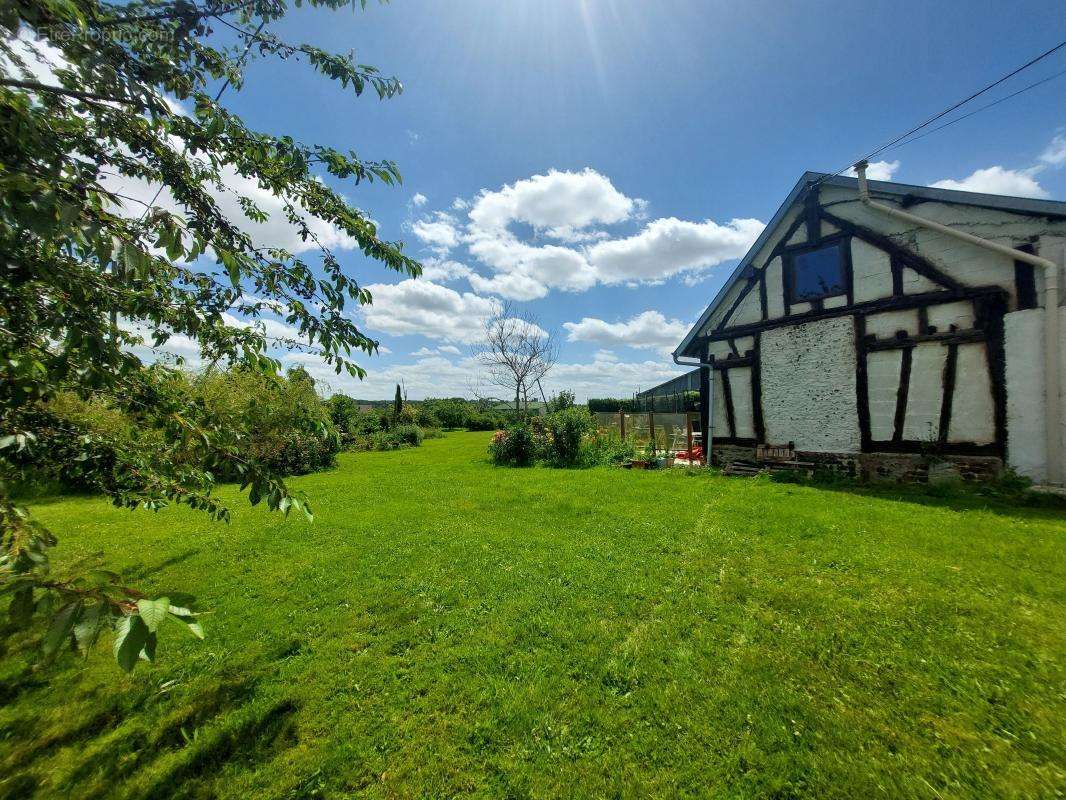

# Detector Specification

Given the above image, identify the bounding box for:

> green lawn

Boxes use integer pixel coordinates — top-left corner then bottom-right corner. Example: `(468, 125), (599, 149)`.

(2, 432), (1064, 799)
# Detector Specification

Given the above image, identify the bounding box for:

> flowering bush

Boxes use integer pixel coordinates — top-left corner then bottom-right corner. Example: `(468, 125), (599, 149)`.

(541, 407), (594, 466)
(488, 423), (537, 466)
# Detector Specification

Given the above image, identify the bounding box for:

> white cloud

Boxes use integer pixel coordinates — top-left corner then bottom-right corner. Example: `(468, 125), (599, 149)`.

(847, 160), (900, 181)
(930, 166), (1049, 199)
(594, 349), (618, 362)
(414, 168), (766, 299)
(468, 168), (638, 237)
(282, 349), (684, 403)
(586, 217), (764, 283)
(411, 212), (460, 254)
(1039, 134), (1066, 167)
(411, 346), (438, 357)
(563, 310), (690, 351)
(460, 168), (638, 298)
(5, 31), (357, 256)
(439, 344), (461, 355)
(418, 257), (471, 282)
(465, 269), (550, 301)
(361, 279), (501, 343)
(412, 192), (428, 207)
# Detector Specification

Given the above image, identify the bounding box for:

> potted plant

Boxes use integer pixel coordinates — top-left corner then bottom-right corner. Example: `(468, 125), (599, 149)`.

(631, 442), (657, 470)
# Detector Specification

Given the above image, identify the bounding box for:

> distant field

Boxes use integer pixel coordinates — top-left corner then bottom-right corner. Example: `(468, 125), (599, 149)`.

(2, 432), (1064, 799)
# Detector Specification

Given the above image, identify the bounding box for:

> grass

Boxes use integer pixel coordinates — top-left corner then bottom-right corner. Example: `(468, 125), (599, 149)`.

(1, 431), (1064, 799)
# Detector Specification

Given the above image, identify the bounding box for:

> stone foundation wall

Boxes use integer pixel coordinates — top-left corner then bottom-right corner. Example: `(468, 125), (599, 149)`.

(710, 443), (1002, 483)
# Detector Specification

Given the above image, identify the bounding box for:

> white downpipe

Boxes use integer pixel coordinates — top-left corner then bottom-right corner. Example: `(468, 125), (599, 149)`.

(853, 162), (1062, 485)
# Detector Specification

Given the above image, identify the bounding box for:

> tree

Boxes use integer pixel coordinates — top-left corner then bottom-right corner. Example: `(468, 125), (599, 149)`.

(0, 0), (419, 670)
(477, 305), (557, 416)
(393, 383), (403, 420)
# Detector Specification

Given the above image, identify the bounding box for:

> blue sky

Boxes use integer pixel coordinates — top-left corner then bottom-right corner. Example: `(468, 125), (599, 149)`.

(210, 0), (1066, 400)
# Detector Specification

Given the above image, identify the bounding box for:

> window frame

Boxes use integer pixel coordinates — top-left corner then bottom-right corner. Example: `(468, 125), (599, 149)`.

(783, 235), (851, 306)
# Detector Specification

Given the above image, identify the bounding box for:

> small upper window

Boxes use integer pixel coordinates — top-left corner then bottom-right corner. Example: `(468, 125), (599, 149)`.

(789, 242), (846, 302)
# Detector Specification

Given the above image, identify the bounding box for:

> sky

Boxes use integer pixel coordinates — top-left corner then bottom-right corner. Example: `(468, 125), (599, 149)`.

(142, 1), (1066, 399)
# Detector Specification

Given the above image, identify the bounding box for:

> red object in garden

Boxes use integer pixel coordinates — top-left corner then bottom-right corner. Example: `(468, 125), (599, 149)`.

(677, 445), (703, 463)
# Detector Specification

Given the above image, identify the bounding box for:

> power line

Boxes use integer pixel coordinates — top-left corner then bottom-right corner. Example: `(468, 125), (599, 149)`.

(890, 66), (1066, 152)
(811, 38), (1066, 187)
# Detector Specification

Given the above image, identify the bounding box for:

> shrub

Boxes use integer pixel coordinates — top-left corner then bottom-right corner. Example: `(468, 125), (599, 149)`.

(587, 397), (639, 413)
(489, 423), (537, 466)
(413, 406), (441, 429)
(421, 427), (445, 439)
(271, 429), (340, 475)
(541, 407), (594, 466)
(465, 411), (499, 431)
(393, 424), (424, 448)
(582, 430), (637, 466)
(395, 405), (418, 426)
(359, 424), (425, 451)
(548, 389), (576, 412)
(366, 430), (398, 451)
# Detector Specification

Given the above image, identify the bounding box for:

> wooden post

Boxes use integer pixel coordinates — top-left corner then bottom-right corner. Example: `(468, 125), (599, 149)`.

(649, 411), (656, 456)
(686, 413), (693, 459)
(619, 410), (625, 439)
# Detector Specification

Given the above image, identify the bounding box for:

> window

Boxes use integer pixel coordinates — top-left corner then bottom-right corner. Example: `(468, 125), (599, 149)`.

(788, 241), (847, 303)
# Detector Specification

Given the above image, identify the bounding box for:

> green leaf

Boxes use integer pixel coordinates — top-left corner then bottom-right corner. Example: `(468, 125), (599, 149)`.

(186, 620), (205, 640)
(137, 597), (170, 632)
(141, 632), (158, 662)
(9, 586), (34, 629)
(42, 601), (82, 658)
(73, 604), (105, 654)
(113, 615), (150, 672)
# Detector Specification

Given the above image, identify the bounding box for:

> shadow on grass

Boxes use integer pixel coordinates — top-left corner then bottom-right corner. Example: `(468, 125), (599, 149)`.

(763, 472), (1066, 523)
(121, 548), (200, 583)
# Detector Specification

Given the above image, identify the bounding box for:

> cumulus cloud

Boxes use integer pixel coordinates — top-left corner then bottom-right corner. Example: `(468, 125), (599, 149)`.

(1039, 134), (1066, 167)
(361, 279), (501, 343)
(438, 344), (461, 355)
(930, 166), (1049, 199)
(430, 168), (766, 299)
(418, 257), (472, 283)
(586, 217), (764, 283)
(563, 310), (690, 351)
(411, 211), (460, 254)
(282, 349), (684, 403)
(412, 192), (428, 207)
(847, 160), (900, 181)
(468, 168), (638, 238)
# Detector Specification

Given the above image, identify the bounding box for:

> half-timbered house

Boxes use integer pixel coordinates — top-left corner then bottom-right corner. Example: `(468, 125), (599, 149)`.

(674, 171), (1066, 484)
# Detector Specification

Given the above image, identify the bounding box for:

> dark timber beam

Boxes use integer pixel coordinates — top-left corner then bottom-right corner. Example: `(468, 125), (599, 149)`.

(892, 347), (913, 442)
(705, 286), (1006, 343)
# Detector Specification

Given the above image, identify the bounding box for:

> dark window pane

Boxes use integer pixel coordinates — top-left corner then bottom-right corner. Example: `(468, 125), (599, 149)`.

(792, 243), (845, 301)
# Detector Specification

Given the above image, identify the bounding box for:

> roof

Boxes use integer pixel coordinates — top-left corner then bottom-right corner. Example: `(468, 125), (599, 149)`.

(673, 171), (1066, 360)
(635, 368), (700, 398)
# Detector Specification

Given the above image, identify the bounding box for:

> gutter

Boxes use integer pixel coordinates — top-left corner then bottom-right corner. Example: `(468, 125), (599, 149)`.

(853, 161), (1062, 485)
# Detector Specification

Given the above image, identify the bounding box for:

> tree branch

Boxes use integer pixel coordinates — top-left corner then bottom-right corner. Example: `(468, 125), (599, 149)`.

(0, 78), (141, 106)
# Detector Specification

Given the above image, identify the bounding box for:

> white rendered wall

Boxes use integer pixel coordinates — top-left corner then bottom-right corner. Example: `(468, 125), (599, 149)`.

(901, 343), (946, 442)
(866, 349), (903, 441)
(1004, 307), (1066, 482)
(948, 344), (995, 444)
(761, 316), (860, 452)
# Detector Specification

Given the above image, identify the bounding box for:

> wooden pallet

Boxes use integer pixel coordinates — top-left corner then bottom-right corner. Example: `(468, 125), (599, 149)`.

(722, 458), (815, 478)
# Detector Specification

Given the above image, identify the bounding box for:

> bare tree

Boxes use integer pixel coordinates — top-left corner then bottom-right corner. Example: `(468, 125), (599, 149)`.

(477, 304), (557, 415)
